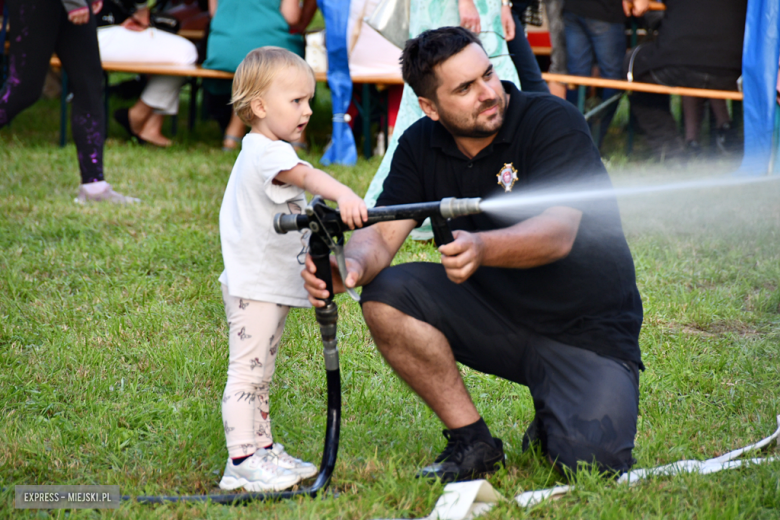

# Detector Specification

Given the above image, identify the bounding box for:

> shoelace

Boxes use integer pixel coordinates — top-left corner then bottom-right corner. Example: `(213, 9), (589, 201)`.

(249, 453), (286, 474)
(434, 430), (467, 464)
(274, 451), (301, 465)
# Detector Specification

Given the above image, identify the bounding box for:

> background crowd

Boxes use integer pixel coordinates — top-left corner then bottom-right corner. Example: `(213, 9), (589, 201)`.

(0, 0), (751, 203)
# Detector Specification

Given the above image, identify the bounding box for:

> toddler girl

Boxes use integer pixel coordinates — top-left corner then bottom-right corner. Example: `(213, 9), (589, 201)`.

(217, 47), (367, 492)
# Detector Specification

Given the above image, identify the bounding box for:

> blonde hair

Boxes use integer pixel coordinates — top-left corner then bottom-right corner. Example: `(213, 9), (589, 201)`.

(231, 47), (314, 125)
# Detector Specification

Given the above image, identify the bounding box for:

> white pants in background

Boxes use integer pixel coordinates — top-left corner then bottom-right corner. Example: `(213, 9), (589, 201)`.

(221, 284), (289, 459)
(97, 26), (198, 115)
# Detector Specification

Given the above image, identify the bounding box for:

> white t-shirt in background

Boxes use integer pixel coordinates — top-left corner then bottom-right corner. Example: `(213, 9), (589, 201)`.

(219, 133), (312, 308)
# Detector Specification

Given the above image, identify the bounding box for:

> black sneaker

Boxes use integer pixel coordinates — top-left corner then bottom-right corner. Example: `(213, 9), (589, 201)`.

(416, 430), (505, 483)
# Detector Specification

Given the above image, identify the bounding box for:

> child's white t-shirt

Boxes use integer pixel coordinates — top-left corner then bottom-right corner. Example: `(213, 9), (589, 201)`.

(218, 133), (312, 308)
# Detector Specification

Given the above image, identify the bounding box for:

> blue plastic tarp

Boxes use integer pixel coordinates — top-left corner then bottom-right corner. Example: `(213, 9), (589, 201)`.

(319, 0), (358, 166)
(739, 0), (780, 175)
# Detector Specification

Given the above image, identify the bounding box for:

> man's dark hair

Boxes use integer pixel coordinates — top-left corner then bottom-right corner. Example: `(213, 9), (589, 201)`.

(401, 27), (483, 100)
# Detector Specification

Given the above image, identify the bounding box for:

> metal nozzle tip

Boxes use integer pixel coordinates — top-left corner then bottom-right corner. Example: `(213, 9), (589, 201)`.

(440, 197), (482, 219)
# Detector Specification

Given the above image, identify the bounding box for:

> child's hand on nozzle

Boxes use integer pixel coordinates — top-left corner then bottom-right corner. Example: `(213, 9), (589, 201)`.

(337, 192), (368, 230)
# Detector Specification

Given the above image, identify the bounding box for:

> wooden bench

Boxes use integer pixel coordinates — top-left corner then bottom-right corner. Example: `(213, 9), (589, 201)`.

(50, 57), (404, 155)
(48, 57), (743, 156)
(50, 57), (237, 146)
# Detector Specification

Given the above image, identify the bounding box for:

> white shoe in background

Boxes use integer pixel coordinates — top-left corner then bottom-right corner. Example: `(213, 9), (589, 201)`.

(75, 181), (140, 204)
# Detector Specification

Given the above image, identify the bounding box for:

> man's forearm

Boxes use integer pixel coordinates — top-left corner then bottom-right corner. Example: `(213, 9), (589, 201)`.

(478, 206), (582, 269)
(346, 221), (414, 286)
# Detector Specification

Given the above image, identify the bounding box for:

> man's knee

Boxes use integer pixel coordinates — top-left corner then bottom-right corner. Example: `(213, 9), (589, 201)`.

(361, 301), (399, 339)
(545, 418), (636, 477)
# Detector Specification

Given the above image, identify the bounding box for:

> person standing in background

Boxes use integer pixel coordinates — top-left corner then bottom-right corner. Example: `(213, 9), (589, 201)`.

(542, 0), (568, 98)
(364, 0), (524, 232)
(0, 0), (138, 203)
(203, 0), (317, 152)
(98, 1), (199, 148)
(563, 0), (648, 148)
(626, 0), (747, 158)
(507, 0), (549, 93)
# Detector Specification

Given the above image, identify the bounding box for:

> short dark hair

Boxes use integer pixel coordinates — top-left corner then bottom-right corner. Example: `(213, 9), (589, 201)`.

(401, 26), (484, 100)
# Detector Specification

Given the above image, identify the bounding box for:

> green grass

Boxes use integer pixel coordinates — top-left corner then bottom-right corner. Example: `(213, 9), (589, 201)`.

(1, 97), (779, 519)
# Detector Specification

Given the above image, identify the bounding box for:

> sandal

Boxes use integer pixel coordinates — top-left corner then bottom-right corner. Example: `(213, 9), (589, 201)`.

(113, 108), (146, 145)
(222, 134), (242, 152)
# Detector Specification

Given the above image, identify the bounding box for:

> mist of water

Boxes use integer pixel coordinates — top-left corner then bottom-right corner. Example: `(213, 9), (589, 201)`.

(480, 174), (780, 221)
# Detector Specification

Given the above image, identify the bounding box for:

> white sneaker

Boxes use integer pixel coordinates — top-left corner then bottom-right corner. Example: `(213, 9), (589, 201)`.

(218, 451), (301, 492)
(75, 181), (140, 204)
(264, 443), (318, 479)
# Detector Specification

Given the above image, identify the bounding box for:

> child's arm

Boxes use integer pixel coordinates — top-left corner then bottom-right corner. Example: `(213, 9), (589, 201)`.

(276, 164), (368, 230)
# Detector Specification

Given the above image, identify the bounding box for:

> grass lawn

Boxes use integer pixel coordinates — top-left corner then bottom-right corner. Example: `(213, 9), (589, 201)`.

(1, 95), (779, 519)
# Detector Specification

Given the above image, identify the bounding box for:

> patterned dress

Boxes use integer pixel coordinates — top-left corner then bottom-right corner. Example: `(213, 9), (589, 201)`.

(364, 0), (520, 239)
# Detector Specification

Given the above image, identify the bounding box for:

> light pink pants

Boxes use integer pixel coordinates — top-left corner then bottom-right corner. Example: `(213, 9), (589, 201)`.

(221, 284), (288, 458)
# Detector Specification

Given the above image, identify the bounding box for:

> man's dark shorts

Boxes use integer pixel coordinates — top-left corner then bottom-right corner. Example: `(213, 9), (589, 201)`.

(361, 262), (640, 474)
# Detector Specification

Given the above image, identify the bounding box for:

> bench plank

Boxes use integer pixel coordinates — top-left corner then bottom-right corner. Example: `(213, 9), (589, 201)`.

(49, 57), (234, 79)
(542, 73), (743, 100)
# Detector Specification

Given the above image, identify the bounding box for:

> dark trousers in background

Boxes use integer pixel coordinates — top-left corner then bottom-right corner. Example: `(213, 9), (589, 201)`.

(563, 11), (626, 149)
(626, 49), (740, 157)
(0, 0), (105, 183)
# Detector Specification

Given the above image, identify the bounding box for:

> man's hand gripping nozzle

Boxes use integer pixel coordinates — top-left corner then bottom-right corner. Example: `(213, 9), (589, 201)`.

(274, 196), (484, 298)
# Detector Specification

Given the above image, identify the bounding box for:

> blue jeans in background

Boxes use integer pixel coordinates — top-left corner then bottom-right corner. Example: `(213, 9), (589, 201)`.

(563, 11), (626, 149)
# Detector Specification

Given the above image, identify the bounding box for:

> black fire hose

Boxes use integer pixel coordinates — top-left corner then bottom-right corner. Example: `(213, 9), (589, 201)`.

(122, 196), (481, 505)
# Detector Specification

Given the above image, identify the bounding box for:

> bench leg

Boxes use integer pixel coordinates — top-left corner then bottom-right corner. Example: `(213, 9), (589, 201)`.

(188, 78), (198, 132)
(577, 85), (586, 113)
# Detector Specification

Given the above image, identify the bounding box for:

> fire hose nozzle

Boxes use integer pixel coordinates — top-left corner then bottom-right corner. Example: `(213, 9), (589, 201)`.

(440, 197), (482, 219)
(274, 213), (308, 234)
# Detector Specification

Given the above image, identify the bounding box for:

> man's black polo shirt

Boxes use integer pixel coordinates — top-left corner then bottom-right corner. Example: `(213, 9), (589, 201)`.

(376, 81), (643, 366)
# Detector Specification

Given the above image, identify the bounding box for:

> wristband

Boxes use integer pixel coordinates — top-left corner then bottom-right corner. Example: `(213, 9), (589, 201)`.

(501, 0), (512, 6)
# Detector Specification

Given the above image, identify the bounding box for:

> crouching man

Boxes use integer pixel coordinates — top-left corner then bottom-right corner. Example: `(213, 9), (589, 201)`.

(303, 27), (643, 482)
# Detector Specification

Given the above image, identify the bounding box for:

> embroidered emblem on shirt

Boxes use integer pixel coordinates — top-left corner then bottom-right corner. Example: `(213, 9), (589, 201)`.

(497, 163), (518, 192)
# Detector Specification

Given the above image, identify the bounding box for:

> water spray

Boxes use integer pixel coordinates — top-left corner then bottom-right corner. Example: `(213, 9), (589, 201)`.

(480, 174), (780, 222)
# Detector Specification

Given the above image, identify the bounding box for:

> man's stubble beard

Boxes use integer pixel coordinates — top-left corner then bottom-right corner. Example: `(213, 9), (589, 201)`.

(436, 91), (507, 138)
